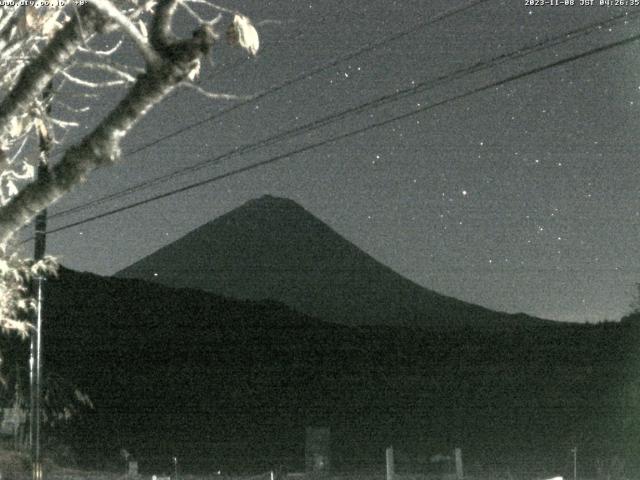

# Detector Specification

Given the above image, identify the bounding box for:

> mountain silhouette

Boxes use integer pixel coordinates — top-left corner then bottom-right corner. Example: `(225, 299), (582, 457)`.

(117, 195), (550, 328)
(18, 268), (635, 474)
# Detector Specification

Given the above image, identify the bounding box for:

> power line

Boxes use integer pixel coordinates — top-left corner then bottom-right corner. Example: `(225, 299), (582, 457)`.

(119, 2), (630, 161)
(47, 0), (493, 220)
(47, 8), (639, 221)
(46, 7), (338, 158)
(31, 29), (640, 240)
(125, 0), (490, 151)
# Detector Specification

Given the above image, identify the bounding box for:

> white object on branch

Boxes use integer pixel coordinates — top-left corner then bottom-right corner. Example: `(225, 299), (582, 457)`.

(1, 161), (36, 205)
(7, 115), (32, 140)
(187, 57), (201, 81)
(1, 162), (35, 182)
(226, 14), (259, 56)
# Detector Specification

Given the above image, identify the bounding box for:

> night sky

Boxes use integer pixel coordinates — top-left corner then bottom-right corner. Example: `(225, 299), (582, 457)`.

(19, 0), (640, 323)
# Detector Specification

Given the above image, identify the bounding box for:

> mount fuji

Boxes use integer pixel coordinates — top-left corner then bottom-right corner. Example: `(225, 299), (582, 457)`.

(117, 195), (550, 328)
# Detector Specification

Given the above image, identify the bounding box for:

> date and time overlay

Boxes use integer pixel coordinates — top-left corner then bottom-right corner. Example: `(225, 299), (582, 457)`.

(0, 0), (637, 10)
(0, 0), (84, 6)
(527, 0), (640, 6)
(0, 0), (637, 9)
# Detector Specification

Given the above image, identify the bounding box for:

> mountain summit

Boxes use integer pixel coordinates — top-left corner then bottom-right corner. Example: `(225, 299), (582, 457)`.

(117, 195), (547, 328)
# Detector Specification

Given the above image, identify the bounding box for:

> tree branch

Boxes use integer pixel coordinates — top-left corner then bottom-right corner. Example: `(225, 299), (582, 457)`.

(0, 20), (215, 245)
(150, 0), (179, 52)
(0, 5), (108, 146)
(87, 0), (161, 66)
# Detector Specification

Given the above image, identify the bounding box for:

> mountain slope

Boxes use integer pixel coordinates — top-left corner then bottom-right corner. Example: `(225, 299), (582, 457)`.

(22, 268), (637, 474)
(117, 195), (549, 328)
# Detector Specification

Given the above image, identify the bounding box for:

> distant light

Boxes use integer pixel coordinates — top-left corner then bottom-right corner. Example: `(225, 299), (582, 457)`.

(462, 190), (468, 196)
(153, 272), (158, 277)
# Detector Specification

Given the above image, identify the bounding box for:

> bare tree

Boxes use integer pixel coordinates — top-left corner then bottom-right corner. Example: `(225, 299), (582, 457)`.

(0, 1), (259, 334)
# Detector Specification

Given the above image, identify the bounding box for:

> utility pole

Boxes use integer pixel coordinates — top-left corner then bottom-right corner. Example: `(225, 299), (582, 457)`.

(30, 85), (51, 480)
(385, 446), (394, 480)
(571, 447), (578, 480)
(454, 448), (464, 480)
(31, 166), (47, 480)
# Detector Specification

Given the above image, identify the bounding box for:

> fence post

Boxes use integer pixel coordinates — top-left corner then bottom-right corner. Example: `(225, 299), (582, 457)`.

(386, 446), (394, 480)
(454, 448), (463, 480)
(305, 427), (331, 474)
